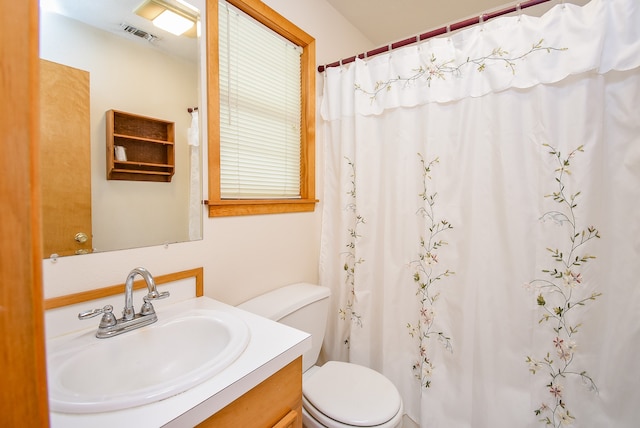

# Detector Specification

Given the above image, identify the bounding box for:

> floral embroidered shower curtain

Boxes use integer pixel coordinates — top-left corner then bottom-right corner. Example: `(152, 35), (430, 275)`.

(319, 0), (640, 426)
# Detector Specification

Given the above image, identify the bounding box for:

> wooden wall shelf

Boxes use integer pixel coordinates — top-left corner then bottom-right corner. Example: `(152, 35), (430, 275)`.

(106, 110), (175, 182)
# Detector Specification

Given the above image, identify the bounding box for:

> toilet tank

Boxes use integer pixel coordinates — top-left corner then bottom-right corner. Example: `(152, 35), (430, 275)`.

(237, 283), (330, 372)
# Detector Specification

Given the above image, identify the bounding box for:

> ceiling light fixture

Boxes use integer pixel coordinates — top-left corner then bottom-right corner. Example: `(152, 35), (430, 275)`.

(152, 9), (193, 35)
(134, 0), (198, 37)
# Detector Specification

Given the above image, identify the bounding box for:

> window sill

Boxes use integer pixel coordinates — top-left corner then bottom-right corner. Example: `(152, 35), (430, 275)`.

(207, 198), (318, 217)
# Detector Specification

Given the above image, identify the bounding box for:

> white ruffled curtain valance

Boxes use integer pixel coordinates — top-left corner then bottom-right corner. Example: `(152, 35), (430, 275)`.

(321, 0), (640, 119)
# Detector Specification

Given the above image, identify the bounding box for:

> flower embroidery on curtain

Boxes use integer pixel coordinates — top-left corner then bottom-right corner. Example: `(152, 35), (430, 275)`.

(407, 155), (454, 388)
(355, 40), (567, 101)
(525, 144), (601, 427)
(340, 157), (364, 348)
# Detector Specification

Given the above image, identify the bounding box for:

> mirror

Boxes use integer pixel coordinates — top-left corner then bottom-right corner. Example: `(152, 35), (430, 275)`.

(39, 0), (205, 258)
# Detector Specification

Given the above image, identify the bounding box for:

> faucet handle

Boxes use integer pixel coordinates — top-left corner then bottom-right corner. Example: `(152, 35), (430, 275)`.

(145, 290), (170, 300)
(78, 304), (113, 319)
(78, 305), (117, 328)
(140, 291), (169, 316)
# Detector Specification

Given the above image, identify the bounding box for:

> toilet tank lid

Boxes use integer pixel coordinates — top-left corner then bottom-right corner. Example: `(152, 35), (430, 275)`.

(237, 283), (330, 321)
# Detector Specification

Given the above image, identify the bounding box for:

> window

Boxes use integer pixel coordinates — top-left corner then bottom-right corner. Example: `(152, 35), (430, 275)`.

(207, 0), (316, 217)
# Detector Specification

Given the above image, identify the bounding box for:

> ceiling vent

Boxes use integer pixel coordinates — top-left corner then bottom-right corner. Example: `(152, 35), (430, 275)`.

(120, 23), (159, 42)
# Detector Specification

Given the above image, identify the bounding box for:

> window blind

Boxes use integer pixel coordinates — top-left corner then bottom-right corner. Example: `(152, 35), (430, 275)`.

(219, 1), (303, 199)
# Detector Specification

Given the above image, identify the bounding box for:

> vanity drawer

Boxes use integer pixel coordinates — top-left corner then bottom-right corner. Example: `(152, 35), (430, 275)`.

(272, 409), (298, 428)
(197, 356), (302, 428)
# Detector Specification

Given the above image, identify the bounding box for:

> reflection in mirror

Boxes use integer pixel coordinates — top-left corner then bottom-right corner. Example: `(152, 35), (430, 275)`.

(39, 0), (204, 258)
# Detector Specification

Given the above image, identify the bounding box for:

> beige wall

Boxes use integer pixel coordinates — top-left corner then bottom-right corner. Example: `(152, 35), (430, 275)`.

(42, 0), (373, 306)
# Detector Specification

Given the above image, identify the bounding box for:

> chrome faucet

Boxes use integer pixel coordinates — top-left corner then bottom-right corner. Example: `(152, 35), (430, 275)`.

(123, 267), (167, 320)
(79, 267), (170, 338)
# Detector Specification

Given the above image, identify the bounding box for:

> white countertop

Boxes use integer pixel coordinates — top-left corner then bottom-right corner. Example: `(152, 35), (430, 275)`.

(49, 296), (311, 428)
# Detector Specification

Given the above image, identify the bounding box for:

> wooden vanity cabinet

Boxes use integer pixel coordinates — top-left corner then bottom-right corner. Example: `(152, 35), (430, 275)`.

(198, 357), (303, 428)
(106, 109), (175, 182)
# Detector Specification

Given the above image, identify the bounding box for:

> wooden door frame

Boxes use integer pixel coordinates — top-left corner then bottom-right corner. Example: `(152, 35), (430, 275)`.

(0, 0), (50, 425)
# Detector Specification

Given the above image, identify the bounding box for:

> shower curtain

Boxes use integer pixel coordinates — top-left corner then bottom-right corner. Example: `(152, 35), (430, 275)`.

(319, 0), (640, 426)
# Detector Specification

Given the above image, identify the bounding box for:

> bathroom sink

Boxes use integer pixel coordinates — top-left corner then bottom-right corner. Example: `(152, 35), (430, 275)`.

(47, 308), (250, 414)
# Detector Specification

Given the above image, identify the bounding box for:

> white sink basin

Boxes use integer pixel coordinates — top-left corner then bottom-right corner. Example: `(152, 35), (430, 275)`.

(47, 308), (250, 414)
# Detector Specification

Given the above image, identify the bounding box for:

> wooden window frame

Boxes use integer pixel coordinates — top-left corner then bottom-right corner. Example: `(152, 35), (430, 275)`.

(207, 0), (317, 217)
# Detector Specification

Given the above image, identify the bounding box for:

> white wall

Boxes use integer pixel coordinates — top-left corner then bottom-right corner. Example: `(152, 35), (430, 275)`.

(42, 0), (373, 306)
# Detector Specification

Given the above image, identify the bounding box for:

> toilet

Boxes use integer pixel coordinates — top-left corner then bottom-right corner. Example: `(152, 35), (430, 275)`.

(238, 283), (403, 428)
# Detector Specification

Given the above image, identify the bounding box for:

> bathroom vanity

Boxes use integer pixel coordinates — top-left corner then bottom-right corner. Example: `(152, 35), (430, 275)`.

(195, 357), (302, 428)
(45, 270), (310, 428)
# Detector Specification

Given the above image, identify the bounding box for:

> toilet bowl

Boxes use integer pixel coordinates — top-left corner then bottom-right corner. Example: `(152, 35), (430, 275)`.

(302, 362), (403, 428)
(237, 283), (403, 428)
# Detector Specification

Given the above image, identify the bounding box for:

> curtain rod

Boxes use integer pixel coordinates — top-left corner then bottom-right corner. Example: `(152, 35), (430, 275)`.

(318, 0), (553, 72)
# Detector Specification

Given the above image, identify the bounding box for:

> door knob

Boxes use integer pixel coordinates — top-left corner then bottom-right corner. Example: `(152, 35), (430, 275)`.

(75, 232), (88, 243)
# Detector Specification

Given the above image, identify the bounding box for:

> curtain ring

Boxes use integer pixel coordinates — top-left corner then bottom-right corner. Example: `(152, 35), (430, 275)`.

(516, 3), (522, 21)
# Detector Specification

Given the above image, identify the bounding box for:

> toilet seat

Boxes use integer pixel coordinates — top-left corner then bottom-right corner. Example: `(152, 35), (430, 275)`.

(302, 361), (402, 427)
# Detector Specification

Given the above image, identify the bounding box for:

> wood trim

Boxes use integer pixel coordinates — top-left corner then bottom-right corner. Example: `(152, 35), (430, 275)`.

(226, 0), (314, 46)
(44, 267), (204, 310)
(206, 0), (221, 202)
(207, 0), (317, 218)
(0, 0), (50, 425)
(208, 199), (318, 217)
(300, 34), (316, 204)
(197, 357), (302, 428)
